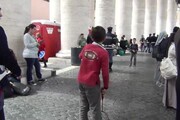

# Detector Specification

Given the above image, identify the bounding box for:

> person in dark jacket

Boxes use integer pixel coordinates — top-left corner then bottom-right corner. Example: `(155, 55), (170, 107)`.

(129, 38), (138, 67)
(174, 29), (180, 120)
(0, 7), (21, 119)
(103, 27), (117, 72)
(154, 31), (168, 87)
(146, 34), (152, 53)
(86, 27), (93, 44)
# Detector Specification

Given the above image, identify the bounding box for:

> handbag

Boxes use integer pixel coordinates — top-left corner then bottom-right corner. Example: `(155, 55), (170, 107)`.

(160, 57), (177, 79)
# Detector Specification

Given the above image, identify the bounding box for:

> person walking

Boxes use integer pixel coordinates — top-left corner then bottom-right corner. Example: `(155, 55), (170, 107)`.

(0, 7), (21, 119)
(78, 26), (109, 120)
(23, 24), (45, 85)
(129, 38), (138, 67)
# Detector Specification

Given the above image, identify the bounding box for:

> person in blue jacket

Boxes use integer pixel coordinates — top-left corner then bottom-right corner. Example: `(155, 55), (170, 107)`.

(0, 7), (21, 119)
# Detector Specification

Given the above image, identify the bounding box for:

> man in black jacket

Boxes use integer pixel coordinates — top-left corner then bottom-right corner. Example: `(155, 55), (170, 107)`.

(0, 7), (21, 119)
(103, 27), (117, 72)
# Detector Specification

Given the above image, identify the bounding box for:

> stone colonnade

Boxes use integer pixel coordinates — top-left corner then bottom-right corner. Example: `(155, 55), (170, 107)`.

(49, 0), (178, 57)
(0, 0), (178, 58)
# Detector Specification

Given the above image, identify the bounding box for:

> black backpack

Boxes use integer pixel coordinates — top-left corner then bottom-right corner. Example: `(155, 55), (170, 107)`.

(152, 44), (164, 59)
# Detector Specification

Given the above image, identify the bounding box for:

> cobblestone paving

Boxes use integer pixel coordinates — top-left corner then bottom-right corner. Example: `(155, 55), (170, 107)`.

(4, 53), (175, 120)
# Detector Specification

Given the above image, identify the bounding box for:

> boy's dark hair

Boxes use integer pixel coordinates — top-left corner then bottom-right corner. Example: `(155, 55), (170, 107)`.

(91, 26), (106, 43)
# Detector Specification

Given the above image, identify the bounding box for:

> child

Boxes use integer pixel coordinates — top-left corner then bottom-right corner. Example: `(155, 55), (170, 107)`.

(36, 33), (47, 68)
(129, 38), (138, 67)
(78, 26), (109, 120)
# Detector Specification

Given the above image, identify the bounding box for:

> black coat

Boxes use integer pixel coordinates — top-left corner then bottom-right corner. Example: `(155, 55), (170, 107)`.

(0, 26), (21, 76)
(174, 29), (180, 120)
(103, 32), (117, 45)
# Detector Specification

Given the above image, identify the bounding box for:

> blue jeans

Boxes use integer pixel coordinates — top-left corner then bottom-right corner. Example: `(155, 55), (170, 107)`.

(130, 53), (137, 66)
(25, 58), (42, 82)
(79, 83), (101, 120)
(0, 109), (5, 120)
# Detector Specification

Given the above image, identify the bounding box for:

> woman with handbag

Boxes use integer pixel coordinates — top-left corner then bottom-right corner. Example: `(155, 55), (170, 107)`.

(162, 41), (177, 109)
(162, 27), (179, 109)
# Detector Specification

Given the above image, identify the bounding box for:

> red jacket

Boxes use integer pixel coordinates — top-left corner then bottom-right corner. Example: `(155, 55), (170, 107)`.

(37, 37), (45, 52)
(78, 42), (109, 89)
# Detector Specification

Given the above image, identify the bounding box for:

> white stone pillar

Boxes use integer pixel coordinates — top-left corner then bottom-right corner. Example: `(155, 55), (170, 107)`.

(131, 0), (145, 41)
(95, 0), (115, 30)
(49, 0), (61, 23)
(176, 8), (180, 27)
(115, 0), (132, 40)
(89, 0), (95, 27)
(144, 0), (157, 37)
(56, 0), (90, 58)
(156, 0), (167, 34)
(166, 0), (177, 35)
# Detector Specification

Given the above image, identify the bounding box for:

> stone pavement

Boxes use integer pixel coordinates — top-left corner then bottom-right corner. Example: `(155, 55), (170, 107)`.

(4, 53), (175, 120)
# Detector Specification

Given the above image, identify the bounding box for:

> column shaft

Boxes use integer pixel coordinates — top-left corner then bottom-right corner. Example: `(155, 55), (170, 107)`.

(115, 0), (132, 40)
(131, 0), (145, 41)
(49, 0), (61, 23)
(95, 0), (115, 30)
(166, 0), (177, 34)
(144, 0), (157, 37)
(56, 0), (90, 58)
(156, 0), (167, 34)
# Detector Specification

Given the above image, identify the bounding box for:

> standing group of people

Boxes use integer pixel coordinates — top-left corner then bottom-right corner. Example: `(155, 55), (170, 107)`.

(140, 33), (157, 53)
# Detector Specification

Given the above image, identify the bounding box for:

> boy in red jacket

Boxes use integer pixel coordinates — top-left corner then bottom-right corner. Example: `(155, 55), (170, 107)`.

(78, 26), (109, 120)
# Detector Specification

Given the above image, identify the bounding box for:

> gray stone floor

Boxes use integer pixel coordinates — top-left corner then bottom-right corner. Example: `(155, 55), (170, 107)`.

(4, 53), (175, 120)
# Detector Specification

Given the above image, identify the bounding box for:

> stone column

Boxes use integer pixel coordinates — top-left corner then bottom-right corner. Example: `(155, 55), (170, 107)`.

(131, 0), (145, 41)
(49, 0), (61, 23)
(95, 0), (115, 31)
(89, 0), (95, 27)
(115, 0), (132, 40)
(156, 0), (167, 34)
(166, 0), (177, 34)
(176, 8), (180, 27)
(144, 0), (157, 37)
(56, 0), (90, 58)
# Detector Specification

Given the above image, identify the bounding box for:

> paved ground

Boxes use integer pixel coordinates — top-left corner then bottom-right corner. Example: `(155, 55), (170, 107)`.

(4, 52), (175, 120)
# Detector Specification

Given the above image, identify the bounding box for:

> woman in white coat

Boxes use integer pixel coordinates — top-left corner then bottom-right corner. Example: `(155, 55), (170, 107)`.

(162, 40), (177, 109)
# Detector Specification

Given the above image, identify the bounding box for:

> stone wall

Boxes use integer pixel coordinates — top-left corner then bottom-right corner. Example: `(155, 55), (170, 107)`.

(0, 0), (31, 81)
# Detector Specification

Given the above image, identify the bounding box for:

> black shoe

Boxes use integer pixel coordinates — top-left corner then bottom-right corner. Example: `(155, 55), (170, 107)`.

(28, 81), (37, 86)
(38, 78), (47, 82)
(43, 65), (47, 68)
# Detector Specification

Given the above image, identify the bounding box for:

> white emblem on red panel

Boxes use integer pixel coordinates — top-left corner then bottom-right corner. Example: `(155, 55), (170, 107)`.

(46, 28), (54, 34)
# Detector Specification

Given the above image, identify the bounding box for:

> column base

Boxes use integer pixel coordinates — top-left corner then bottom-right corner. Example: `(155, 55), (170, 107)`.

(56, 50), (71, 58)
